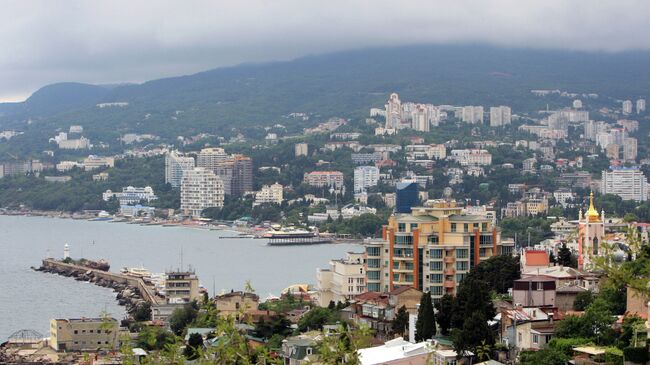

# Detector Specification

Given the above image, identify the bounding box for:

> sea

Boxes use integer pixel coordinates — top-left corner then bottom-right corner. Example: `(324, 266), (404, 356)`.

(0, 215), (359, 341)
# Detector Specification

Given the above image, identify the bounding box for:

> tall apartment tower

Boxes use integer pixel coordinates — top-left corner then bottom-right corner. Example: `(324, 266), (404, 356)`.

(385, 93), (402, 129)
(180, 167), (224, 217)
(365, 200), (512, 301)
(295, 143), (309, 157)
(411, 104), (430, 132)
(196, 147), (228, 171)
(489, 106), (512, 127)
(637, 99), (646, 114)
(231, 155), (253, 196)
(165, 151), (195, 188)
(622, 100), (633, 115)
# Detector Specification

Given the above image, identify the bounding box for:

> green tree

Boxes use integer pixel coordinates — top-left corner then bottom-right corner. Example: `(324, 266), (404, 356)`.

(132, 302), (152, 322)
(465, 255), (520, 294)
(452, 312), (493, 358)
(297, 307), (337, 332)
(415, 292), (436, 341)
(520, 347), (568, 365)
(557, 242), (574, 267)
(184, 332), (204, 360)
(168, 302), (199, 336)
(573, 290), (594, 311)
(451, 277), (495, 329)
(391, 305), (409, 337)
(435, 294), (454, 336)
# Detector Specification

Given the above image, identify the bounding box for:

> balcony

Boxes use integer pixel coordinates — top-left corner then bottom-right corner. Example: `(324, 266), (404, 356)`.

(444, 268), (455, 276)
(444, 280), (456, 288)
(444, 256), (455, 264)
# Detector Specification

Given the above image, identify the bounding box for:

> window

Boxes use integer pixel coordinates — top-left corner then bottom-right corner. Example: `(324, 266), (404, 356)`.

(367, 259), (380, 268)
(367, 271), (380, 280)
(74, 330), (78, 334)
(532, 334), (539, 344)
(463, 223), (468, 232)
(306, 347), (313, 355)
(430, 249), (443, 258)
(431, 274), (443, 283)
(451, 223), (456, 232)
(89, 330), (93, 333)
(367, 246), (380, 256)
(481, 222), (488, 231)
(518, 333), (522, 343)
(430, 286), (443, 296)
(456, 261), (468, 271)
(456, 249), (468, 259)
(428, 235), (439, 244)
(473, 223), (479, 231)
(398, 223), (406, 232)
(395, 235), (413, 245)
(410, 223), (418, 231)
(456, 273), (466, 282)
(430, 261), (443, 271)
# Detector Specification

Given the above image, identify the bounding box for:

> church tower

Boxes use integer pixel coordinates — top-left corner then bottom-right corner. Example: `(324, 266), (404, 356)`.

(577, 192), (605, 270)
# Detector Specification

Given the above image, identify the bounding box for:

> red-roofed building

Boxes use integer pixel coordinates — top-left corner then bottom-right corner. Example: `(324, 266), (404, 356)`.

(521, 249), (550, 273)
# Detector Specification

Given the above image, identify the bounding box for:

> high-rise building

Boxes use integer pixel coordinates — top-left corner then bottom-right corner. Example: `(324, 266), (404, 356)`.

(622, 100), (633, 115)
(212, 154), (253, 196)
(411, 104), (430, 132)
(489, 106), (512, 127)
(165, 151), (195, 188)
(385, 93), (402, 129)
(624, 137), (638, 161)
(395, 181), (418, 213)
(637, 99), (646, 114)
(354, 166), (380, 193)
(365, 200), (511, 300)
(295, 143), (309, 157)
(165, 270), (201, 304)
(461, 106), (484, 124)
(601, 166), (649, 201)
(196, 147), (228, 172)
(181, 167), (224, 217)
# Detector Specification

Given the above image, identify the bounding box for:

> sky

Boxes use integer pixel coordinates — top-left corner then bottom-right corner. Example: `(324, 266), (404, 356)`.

(1, 0), (648, 102)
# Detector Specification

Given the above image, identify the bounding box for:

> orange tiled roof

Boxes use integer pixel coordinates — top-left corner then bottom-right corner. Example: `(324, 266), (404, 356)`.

(525, 250), (550, 266)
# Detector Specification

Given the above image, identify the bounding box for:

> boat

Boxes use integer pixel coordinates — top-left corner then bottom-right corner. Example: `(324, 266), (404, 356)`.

(121, 266), (151, 278)
(264, 227), (332, 245)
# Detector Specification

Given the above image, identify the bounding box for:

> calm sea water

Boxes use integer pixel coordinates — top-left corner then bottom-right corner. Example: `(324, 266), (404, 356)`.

(0, 215), (359, 341)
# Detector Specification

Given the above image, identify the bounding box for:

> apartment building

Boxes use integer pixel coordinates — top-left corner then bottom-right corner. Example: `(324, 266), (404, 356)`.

(365, 200), (511, 301)
(449, 149), (492, 166)
(49, 317), (119, 352)
(489, 106), (512, 127)
(601, 166), (649, 201)
(82, 155), (115, 171)
(353, 166), (379, 193)
(180, 167), (225, 217)
(254, 182), (283, 206)
(165, 151), (195, 188)
(214, 291), (260, 318)
(196, 147), (229, 171)
(165, 270), (201, 304)
(102, 186), (157, 205)
(316, 252), (366, 307)
(295, 143), (309, 157)
(303, 171), (344, 190)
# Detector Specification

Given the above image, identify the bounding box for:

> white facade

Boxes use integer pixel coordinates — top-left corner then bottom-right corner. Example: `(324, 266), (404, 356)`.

(449, 149), (492, 166)
(624, 137), (638, 161)
(410, 104), (430, 132)
(103, 186), (157, 205)
(637, 99), (646, 114)
(601, 167), (649, 201)
(354, 166), (380, 193)
(461, 105), (484, 124)
(83, 155), (115, 171)
(623, 100), (633, 115)
(165, 151), (195, 188)
(254, 183), (283, 206)
(181, 167), (225, 217)
(58, 136), (90, 150)
(489, 106), (512, 127)
(385, 93), (402, 129)
(316, 252), (366, 307)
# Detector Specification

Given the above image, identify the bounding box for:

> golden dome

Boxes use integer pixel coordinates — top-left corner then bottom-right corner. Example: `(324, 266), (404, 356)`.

(586, 191), (600, 222)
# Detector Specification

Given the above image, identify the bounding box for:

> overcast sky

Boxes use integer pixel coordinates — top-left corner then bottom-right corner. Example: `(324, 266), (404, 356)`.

(1, 0), (648, 102)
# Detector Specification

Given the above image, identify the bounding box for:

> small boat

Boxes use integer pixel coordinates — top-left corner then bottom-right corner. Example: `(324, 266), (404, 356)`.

(121, 266), (151, 278)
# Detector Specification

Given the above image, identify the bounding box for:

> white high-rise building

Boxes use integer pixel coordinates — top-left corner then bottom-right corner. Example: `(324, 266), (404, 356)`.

(294, 143), (308, 157)
(601, 167), (649, 201)
(196, 147), (228, 172)
(316, 252), (366, 307)
(165, 151), (195, 188)
(622, 100), (633, 115)
(489, 106), (512, 127)
(385, 93), (402, 129)
(411, 104), (430, 132)
(254, 183), (283, 206)
(637, 99), (646, 114)
(181, 167), (224, 217)
(353, 166), (380, 193)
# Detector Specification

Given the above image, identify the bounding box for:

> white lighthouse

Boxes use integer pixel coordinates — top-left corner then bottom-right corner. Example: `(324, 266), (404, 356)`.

(63, 244), (70, 260)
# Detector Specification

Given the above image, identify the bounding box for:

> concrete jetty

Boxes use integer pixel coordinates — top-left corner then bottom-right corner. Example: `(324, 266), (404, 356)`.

(35, 259), (165, 314)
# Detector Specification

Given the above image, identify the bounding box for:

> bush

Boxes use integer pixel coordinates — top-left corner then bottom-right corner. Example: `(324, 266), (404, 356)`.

(548, 337), (592, 356)
(623, 347), (648, 364)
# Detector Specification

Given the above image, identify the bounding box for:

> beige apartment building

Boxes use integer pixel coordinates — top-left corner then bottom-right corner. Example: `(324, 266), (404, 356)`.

(49, 317), (119, 352)
(365, 200), (513, 301)
(316, 252), (366, 307)
(214, 291), (260, 319)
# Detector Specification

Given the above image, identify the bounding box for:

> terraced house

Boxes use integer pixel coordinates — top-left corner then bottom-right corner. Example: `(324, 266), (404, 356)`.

(365, 200), (513, 301)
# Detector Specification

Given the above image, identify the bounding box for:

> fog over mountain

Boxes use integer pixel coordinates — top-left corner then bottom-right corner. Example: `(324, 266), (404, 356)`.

(1, 0), (649, 101)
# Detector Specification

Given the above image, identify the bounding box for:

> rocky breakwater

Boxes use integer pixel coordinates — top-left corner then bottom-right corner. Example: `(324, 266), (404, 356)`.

(33, 260), (152, 318)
